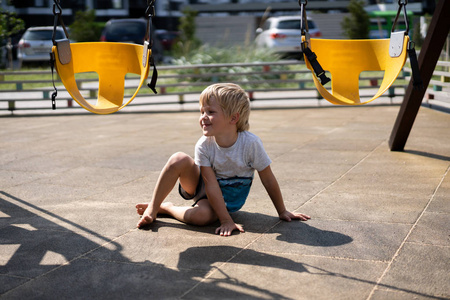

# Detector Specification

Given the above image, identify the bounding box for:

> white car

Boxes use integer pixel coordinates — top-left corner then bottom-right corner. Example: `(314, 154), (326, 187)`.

(18, 26), (68, 63)
(255, 16), (321, 57)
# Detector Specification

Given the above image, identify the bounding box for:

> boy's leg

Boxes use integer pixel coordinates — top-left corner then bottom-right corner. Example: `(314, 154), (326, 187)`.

(137, 152), (200, 228)
(158, 199), (218, 226)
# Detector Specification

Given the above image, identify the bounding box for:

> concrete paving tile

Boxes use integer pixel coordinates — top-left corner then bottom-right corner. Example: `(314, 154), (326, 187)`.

(274, 148), (370, 165)
(272, 161), (354, 182)
(322, 127), (390, 141)
(0, 170), (56, 189)
(46, 200), (139, 239)
(304, 137), (383, 152)
(4, 182), (105, 209)
(0, 275), (29, 295)
(379, 243), (450, 299)
(1, 106), (448, 299)
(278, 180), (332, 204)
(1, 258), (206, 299)
(85, 226), (264, 269)
(92, 175), (157, 204)
(186, 251), (387, 300)
(1, 153), (81, 174)
(407, 212), (450, 247)
(301, 191), (430, 223)
(34, 166), (148, 189)
(327, 172), (440, 198)
(427, 173), (450, 214)
(0, 224), (101, 278)
(370, 288), (442, 300)
(0, 142), (59, 166)
(248, 219), (411, 261)
(405, 131), (450, 159)
(0, 191), (71, 230)
(238, 178), (308, 216)
(347, 158), (448, 179)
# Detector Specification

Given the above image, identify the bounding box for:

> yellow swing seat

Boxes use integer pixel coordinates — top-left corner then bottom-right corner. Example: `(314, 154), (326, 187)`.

(52, 42), (151, 114)
(304, 35), (409, 105)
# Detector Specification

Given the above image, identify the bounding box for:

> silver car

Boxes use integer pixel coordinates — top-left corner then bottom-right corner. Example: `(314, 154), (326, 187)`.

(18, 26), (67, 63)
(255, 16), (321, 57)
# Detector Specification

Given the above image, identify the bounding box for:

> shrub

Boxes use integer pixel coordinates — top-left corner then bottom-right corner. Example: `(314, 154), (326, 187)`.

(172, 7), (201, 57)
(171, 44), (286, 91)
(341, 0), (370, 39)
(69, 10), (104, 42)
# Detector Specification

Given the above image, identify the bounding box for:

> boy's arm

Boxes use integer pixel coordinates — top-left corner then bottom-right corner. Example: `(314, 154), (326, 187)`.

(258, 165), (310, 221)
(201, 166), (244, 236)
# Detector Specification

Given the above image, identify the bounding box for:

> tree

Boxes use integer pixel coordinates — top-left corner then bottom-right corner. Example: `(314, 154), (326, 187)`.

(173, 7), (201, 57)
(69, 9), (103, 42)
(0, 9), (25, 68)
(341, 0), (370, 39)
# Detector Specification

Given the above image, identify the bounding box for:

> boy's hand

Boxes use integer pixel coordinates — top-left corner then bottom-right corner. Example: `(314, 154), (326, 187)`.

(215, 220), (244, 236)
(279, 210), (310, 222)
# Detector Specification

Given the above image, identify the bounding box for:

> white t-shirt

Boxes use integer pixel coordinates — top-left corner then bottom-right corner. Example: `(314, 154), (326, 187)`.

(195, 131), (272, 179)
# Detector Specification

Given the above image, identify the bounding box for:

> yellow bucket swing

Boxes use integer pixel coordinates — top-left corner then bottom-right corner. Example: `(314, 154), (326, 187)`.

(49, 0), (158, 114)
(298, 0), (422, 105)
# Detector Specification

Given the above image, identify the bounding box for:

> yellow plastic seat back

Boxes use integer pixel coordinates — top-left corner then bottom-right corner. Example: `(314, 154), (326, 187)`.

(52, 42), (150, 114)
(304, 36), (409, 105)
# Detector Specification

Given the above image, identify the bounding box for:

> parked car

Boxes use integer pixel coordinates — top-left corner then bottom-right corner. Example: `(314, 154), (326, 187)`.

(17, 26), (67, 63)
(155, 29), (179, 51)
(100, 18), (163, 62)
(255, 16), (321, 57)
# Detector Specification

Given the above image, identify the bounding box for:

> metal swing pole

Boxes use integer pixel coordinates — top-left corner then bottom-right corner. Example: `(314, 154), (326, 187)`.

(389, 0), (450, 151)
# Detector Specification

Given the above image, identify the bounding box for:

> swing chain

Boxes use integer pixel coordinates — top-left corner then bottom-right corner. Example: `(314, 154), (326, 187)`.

(51, 0), (69, 45)
(145, 0), (156, 17)
(52, 0), (62, 16)
(298, 0), (309, 38)
(391, 0), (409, 34)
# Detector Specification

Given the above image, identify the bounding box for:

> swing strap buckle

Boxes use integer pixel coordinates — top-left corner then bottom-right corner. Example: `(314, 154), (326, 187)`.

(303, 47), (330, 86)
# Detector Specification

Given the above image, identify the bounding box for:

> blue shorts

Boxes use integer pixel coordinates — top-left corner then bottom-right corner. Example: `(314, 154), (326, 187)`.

(179, 176), (253, 212)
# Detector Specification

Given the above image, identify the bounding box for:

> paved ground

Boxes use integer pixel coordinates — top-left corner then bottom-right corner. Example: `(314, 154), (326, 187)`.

(0, 103), (449, 299)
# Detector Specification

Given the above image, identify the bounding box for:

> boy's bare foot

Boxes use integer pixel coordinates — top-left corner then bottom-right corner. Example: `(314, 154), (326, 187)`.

(136, 203), (148, 216)
(137, 214), (154, 228)
(136, 202), (173, 216)
(136, 204), (157, 228)
(135, 202), (174, 228)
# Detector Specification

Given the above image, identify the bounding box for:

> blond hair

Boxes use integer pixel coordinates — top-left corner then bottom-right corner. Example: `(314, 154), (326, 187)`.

(199, 83), (250, 132)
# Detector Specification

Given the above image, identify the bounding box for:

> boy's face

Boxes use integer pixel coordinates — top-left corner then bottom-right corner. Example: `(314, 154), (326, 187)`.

(199, 96), (233, 137)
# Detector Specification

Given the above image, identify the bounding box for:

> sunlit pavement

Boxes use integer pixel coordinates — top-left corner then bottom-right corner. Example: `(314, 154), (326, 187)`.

(1, 105), (449, 299)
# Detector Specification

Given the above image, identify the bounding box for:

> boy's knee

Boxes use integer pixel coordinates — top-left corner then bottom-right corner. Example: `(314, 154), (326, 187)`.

(167, 152), (192, 169)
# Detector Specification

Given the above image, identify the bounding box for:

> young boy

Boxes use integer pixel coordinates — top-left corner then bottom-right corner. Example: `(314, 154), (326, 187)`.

(136, 83), (310, 236)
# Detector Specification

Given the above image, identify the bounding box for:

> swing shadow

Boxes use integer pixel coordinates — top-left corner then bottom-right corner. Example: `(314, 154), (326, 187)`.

(176, 245), (444, 300)
(0, 191), (302, 299)
(0, 191), (442, 299)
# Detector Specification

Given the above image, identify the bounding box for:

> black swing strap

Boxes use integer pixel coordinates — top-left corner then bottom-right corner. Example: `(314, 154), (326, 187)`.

(299, 0), (330, 86)
(144, 0), (158, 94)
(392, 0), (422, 89)
(49, 0), (69, 110)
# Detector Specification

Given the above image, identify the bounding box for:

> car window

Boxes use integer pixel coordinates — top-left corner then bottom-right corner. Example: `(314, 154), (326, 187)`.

(277, 20), (301, 30)
(23, 30), (64, 40)
(276, 20), (316, 30)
